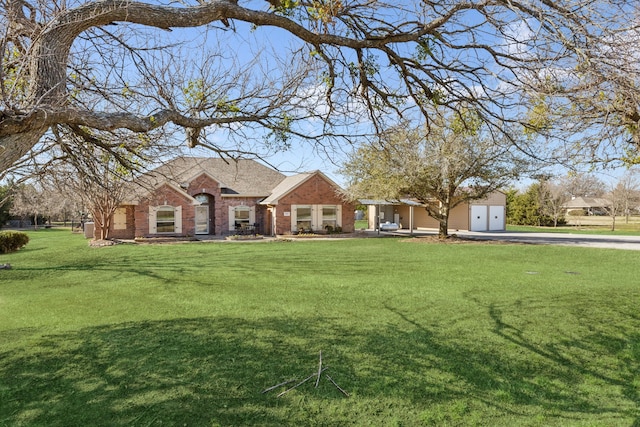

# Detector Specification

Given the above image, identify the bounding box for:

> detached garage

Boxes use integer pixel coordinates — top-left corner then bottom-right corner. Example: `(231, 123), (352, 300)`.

(469, 191), (507, 231)
(364, 191), (506, 233)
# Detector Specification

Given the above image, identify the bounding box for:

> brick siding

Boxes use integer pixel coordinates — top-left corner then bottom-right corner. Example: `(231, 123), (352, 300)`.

(273, 174), (356, 235)
(135, 184), (196, 237)
(108, 171), (354, 239)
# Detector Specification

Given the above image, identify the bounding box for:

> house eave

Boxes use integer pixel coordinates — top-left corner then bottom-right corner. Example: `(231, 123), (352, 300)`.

(359, 198), (425, 207)
(220, 193), (270, 198)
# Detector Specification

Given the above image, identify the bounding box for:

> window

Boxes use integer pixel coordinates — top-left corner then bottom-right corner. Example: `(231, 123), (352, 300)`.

(234, 206), (250, 228)
(295, 205), (312, 232)
(322, 205), (337, 230)
(195, 194), (209, 204)
(149, 205), (182, 234)
(228, 205), (256, 232)
(156, 206), (175, 233)
(291, 204), (342, 232)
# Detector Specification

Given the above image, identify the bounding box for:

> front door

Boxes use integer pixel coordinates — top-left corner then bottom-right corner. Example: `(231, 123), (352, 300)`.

(195, 205), (209, 234)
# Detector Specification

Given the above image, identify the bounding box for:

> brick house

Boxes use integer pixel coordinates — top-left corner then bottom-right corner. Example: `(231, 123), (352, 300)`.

(101, 157), (356, 239)
(261, 172), (355, 235)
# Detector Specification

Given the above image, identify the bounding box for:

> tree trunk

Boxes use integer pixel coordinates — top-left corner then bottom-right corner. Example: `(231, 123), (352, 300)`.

(94, 210), (112, 240)
(102, 212), (112, 240)
(0, 128), (48, 175)
(438, 203), (450, 239)
(438, 220), (448, 239)
(426, 203), (450, 239)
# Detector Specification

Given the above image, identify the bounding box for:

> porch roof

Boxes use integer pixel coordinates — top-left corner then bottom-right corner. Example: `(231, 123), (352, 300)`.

(359, 199), (424, 207)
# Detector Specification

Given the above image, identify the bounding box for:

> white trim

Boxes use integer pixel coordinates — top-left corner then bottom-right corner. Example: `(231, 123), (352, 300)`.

(229, 205), (254, 231)
(149, 206), (157, 234)
(228, 205), (236, 231)
(290, 205), (298, 232)
(313, 205), (322, 231)
(291, 204), (342, 232)
(174, 206), (182, 233)
(149, 205), (182, 234)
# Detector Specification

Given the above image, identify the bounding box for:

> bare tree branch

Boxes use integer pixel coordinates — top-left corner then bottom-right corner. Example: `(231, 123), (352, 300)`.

(1, 0), (638, 175)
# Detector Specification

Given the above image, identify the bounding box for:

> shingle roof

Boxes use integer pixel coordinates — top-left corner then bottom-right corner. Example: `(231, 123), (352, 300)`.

(563, 196), (610, 208)
(260, 170), (343, 205)
(130, 157), (286, 200)
(260, 173), (313, 205)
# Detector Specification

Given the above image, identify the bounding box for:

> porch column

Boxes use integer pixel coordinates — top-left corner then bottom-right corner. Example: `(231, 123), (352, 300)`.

(409, 206), (414, 236)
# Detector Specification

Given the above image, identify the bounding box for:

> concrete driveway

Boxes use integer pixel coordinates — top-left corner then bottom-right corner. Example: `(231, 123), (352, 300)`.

(457, 230), (640, 251)
(384, 229), (640, 250)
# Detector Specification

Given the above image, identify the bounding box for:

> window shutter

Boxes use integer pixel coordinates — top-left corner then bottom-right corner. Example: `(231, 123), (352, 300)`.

(336, 205), (342, 227)
(290, 205), (297, 232)
(249, 206), (256, 224)
(175, 206), (182, 233)
(313, 205), (321, 231)
(149, 206), (157, 234)
(228, 206), (236, 231)
(114, 208), (127, 230)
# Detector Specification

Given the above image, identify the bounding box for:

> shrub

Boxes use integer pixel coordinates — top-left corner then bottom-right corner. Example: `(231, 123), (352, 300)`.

(0, 231), (29, 254)
(324, 225), (343, 234)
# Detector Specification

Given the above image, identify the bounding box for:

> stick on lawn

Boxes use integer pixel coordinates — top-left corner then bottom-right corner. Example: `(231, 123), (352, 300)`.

(315, 350), (323, 388)
(261, 379), (296, 394)
(277, 367), (328, 398)
(326, 374), (350, 397)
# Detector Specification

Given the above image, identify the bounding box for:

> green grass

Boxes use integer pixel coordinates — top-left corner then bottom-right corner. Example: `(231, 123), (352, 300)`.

(508, 215), (640, 235)
(355, 219), (368, 229)
(1, 229), (640, 426)
(507, 224), (640, 235)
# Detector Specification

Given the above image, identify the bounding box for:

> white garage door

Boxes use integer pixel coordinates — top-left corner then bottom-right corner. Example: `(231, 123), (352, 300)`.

(489, 206), (505, 231)
(470, 205), (488, 231)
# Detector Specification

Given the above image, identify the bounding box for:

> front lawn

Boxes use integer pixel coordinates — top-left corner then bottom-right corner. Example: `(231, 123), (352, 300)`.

(507, 224), (640, 235)
(1, 229), (639, 426)
(508, 215), (640, 235)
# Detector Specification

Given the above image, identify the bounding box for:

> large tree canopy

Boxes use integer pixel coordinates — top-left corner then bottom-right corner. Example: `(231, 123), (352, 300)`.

(342, 113), (527, 237)
(1, 0), (639, 175)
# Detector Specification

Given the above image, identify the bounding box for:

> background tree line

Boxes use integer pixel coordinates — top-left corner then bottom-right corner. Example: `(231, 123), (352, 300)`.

(0, 182), (85, 229)
(507, 170), (640, 229)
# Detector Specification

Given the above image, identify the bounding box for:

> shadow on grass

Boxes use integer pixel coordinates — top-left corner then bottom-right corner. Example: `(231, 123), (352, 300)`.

(1, 313), (639, 426)
(10, 258), (207, 287)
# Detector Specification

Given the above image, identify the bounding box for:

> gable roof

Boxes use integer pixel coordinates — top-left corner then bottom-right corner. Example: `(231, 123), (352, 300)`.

(131, 157), (287, 200)
(563, 196), (611, 209)
(260, 170), (342, 205)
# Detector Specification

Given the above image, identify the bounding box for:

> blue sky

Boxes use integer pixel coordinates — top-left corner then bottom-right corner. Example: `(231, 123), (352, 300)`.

(67, 0), (639, 190)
